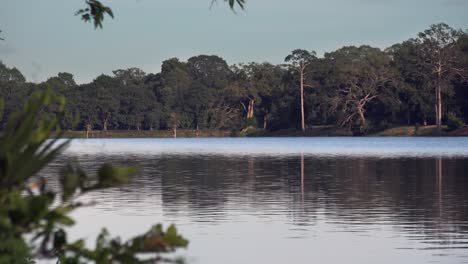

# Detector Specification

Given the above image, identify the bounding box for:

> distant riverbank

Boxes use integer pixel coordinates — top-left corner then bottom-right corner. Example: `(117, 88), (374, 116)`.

(59, 125), (468, 138)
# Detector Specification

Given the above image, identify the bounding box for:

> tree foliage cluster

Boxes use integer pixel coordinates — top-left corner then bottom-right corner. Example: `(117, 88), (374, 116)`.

(1, 23), (467, 135)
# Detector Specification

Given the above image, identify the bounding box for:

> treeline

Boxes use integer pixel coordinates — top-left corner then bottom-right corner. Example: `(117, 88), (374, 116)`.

(1, 23), (467, 135)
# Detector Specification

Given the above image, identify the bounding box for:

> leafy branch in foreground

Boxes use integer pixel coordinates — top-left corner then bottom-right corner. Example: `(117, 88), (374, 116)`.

(75, 0), (114, 29)
(77, 0), (246, 29)
(0, 90), (188, 263)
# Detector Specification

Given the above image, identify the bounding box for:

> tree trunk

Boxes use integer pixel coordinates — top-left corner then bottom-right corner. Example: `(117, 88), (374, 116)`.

(85, 122), (92, 139)
(250, 99), (255, 118)
(247, 98), (255, 119)
(103, 114), (108, 132)
(263, 114), (267, 130)
(300, 69), (305, 132)
(173, 126), (177, 138)
(357, 105), (366, 128)
(196, 124), (199, 137)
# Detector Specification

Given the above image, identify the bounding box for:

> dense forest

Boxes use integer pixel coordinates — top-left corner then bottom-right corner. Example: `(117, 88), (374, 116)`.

(1, 23), (467, 135)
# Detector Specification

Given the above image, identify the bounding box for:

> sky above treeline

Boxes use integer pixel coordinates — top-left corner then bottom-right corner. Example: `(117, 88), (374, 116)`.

(1, 0), (467, 84)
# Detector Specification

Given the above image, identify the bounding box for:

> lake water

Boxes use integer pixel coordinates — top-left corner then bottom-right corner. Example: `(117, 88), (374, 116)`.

(42, 138), (468, 264)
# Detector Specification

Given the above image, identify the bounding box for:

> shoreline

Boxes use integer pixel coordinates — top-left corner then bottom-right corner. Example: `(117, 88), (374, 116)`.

(57, 125), (468, 138)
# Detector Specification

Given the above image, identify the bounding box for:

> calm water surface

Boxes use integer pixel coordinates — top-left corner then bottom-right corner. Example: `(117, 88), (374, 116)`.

(43, 138), (468, 264)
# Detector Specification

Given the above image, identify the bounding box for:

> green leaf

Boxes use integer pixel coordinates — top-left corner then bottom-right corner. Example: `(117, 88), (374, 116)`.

(60, 165), (81, 201)
(45, 209), (75, 226)
(164, 224), (189, 248)
(96, 164), (138, 188)
(129, 224), (188, 253)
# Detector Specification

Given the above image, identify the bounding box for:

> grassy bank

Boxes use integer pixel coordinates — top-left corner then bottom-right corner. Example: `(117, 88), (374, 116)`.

(371, 125), (442, 136)
(240, 126), (352, 137)
(370, 125), (468, 136)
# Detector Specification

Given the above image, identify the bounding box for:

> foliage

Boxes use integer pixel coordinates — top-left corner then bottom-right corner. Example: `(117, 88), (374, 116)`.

(285, 49), (317, 70)
(446, 112), (465, 131)
(0, 23), (467, 135)
(0, 90), (188, 263)
(324, 46), (399, 133)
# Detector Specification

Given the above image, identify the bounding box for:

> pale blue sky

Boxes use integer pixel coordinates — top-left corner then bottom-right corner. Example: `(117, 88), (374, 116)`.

(1, 0), (467, 83)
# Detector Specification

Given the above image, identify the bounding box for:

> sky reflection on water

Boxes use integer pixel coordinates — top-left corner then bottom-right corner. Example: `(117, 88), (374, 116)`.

(63, 137), (468, 158)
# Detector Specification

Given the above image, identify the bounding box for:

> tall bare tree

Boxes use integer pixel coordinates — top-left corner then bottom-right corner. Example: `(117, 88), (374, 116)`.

(285, 50), (317, 132)
(413, 23), (466, 133)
